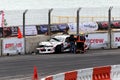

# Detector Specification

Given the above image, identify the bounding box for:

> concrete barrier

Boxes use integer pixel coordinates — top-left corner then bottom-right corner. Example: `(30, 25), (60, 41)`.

(25, 35), (50, 54)
(111, 65), (120, 80)
(0, 34), (61, 56)
(41, 65), (120, 80)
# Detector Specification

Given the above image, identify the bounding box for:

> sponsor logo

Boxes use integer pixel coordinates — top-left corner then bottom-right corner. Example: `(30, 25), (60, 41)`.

(115, 37), (120, 42)
(81, 22), (98, 31)
(87, 39), (104, 43)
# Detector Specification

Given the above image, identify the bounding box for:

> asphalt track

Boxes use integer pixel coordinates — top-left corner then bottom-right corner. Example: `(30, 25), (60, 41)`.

(0, 49), (120, 80)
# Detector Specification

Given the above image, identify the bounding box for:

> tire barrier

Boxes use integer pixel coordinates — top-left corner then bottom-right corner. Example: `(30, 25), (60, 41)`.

(41, 65), (120, 80)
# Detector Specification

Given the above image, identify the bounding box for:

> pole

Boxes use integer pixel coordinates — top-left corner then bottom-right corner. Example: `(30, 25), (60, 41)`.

(76, 8), (81, 35)
(23, 9), (28, 54)
(48, 8), (53, 38)
(108, 7), (113, 49)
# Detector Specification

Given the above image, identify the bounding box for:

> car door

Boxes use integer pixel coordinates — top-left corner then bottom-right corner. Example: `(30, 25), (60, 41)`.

(63, 37), (70, 51)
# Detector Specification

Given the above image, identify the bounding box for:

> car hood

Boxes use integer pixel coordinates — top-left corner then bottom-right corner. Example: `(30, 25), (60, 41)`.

(39, 41), (62, 47)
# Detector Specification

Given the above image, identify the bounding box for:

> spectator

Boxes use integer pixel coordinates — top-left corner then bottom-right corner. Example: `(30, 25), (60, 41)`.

(69, 34), (76, 53)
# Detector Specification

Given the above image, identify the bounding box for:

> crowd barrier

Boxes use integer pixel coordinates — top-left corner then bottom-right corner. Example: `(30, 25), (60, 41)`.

(41, 64), (120, 80)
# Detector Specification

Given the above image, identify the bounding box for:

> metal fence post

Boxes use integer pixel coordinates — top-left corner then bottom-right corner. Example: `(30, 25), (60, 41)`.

(76, 8), (81, 35)
(48, 8), (53, 38)
(23, 9), (28, 54)
(108, 6), (113, 49)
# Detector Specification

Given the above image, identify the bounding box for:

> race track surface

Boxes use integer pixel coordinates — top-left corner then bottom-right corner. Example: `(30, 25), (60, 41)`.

(0, 49), (120, 80)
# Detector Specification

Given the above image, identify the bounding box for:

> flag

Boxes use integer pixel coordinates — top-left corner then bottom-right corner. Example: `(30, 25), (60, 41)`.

(0, 10), (4, 27)
(17, 27), (23, 38)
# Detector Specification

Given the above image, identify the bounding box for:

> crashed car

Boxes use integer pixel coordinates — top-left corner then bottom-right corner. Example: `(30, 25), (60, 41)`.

(36, 35), (70, 54)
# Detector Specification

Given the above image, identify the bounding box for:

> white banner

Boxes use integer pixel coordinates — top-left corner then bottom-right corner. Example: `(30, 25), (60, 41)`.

(113, 32), (120, 48)
(68, 22), (98, 33)
(19, 25), (37, 35)
(3, 38), (24, 55)
(81, 22), (98, 31)
(86, 33), (108, 49)
(68, 23), (77, 32)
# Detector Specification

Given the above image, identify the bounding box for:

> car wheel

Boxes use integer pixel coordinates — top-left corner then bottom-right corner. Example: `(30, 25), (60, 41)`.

(18, 52), (21, 55)
(55, 45), (62, 53)
(7, 53), (9, 56)
(36, 50), (39, 54)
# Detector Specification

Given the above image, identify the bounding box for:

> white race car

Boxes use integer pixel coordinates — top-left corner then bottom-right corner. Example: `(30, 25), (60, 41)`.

(36, 35), (70, 54)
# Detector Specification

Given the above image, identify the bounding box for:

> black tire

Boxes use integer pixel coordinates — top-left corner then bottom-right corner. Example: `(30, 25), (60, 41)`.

(18, 52), (21, 55)
(36, 50), (39, 54)
(55, 45), (62, 53)
(7, 53), (9, 56)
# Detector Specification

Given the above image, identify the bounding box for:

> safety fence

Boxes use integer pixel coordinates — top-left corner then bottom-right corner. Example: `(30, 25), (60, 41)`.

(52, 15), (120, 24)
(3, 7), (120, 26)
(41, 64), (120, 80)
(1, 7), (120, 55)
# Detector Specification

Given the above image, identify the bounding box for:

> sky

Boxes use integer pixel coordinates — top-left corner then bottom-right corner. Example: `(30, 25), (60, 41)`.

(1, 0), (120, 26)
(0, 0), (120, 10)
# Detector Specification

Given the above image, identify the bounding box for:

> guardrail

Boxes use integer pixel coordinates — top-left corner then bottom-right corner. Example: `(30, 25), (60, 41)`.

(41, 64), (120, 80)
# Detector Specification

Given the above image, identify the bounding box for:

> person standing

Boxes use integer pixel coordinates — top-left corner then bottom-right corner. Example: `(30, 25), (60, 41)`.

(76, 33), (86, 53)
(69, 34), (76, 53)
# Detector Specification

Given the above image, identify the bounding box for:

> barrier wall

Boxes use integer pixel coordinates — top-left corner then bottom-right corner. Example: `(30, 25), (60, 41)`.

(25, 35), (50, 54)
(41, 64), (120, 80)
(25, 34), (57, 54)
(1, 30), (120, 55)
(0, 35), (51, 55)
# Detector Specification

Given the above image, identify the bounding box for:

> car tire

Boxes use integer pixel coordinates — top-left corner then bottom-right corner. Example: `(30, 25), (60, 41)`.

(55, 45), (62, 53)
(36, 50), (39, 54)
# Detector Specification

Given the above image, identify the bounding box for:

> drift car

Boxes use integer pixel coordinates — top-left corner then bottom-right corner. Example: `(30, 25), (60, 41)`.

(36, 35), (70, 54)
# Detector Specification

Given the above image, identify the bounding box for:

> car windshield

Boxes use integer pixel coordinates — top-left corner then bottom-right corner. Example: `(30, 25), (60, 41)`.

(55, 37), (64, 42)
(39, 45), (53, 47)
(49, 38), (60, 42)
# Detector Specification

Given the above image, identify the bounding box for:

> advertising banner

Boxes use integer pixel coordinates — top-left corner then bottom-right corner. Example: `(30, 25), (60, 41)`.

(36, 24), (69, 34)
(86, 33), (108, 49)
(57, 24), (69, 32)
(19, 25), (37, 36)
(68, 23), (77, 32)
(97, 21), (120, 29)
(3, 27), (13, 37)
(68, 22), (98, 33)
(111, 21), (120, 28)
(97, 21), (108, 30)
(113, 32), (120, 48)
(36, 25), (48, 34)
(50, 24), (59, 32)
(3, 27), (18, 37)
(2, 38), (24, 55)
(80, 22), (98, 31)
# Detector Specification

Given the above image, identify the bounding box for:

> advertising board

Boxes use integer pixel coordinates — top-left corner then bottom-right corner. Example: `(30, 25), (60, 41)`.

(19, 25), (37, 36)
(68, 22), (98, 33)
(86, 33), (108, 49)
(81, 22), (98, 31)
(2, 38), (24, 55)
(113, 32), (120, 48)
